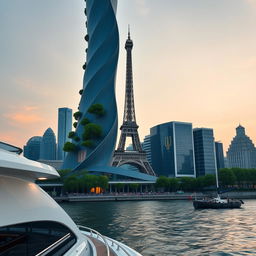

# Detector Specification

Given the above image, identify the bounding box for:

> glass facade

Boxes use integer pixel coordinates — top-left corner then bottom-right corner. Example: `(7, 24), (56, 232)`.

(40, 128), (57, 160)
(193, 128), (217, 176)
(215, 142), (225, 170)
(150, 122), (195, 177)
(57, 108), (72, 160)
(23, 136), (42, 161)
(142, 135), (152, 165)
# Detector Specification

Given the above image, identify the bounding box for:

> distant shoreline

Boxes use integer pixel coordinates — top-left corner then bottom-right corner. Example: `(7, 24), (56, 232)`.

(55, 191), (256, 203)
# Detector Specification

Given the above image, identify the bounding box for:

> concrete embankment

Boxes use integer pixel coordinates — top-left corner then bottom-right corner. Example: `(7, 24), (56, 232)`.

(55, 193), (202, 202)
(54, 191), (256, 202)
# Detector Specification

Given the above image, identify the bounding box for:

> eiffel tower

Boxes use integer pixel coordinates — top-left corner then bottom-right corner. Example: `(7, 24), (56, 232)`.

(112, 29), (156, 176)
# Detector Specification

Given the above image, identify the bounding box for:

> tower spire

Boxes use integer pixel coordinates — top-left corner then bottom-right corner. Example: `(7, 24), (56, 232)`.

(128, 24), (130, 39)
(112, 32), (156, 176)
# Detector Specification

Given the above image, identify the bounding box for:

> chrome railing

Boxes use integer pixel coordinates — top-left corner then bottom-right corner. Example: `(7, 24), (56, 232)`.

(35, 233), (71, 256)
(78, 225), (132, 256)
(105, 236), (132, 256)
(78, 225), (110, 256)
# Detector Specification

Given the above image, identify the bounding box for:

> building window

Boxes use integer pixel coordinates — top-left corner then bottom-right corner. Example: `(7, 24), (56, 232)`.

(78, 150), (86, 163)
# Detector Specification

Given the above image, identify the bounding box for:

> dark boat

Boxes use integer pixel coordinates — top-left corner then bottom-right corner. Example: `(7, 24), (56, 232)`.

(193, 196), (243, 209)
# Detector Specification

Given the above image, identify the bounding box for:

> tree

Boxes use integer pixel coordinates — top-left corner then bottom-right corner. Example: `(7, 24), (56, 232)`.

(81, 118), (90, 126)
(115, 183), (124, 192)
(73, 111), (82, 120)
(68, 131), (76, 139)
(83, 174), (98, 192)
(63, 142), (77, 152)
(79, 89), (84, 95)
(74, 136), (80, 142)
(219, 168), (236, 187)
(98, 176), (109, 191)
(129, 183), (139, 193)
(168, 178), (179, 192)
(88, 103), (105, 116)
(73, 122), (78, 128)
(203, 174), (216, 187)
(82, 123), (102, 140)
(156, 176), (169, 191)
(58, 169), (70, 180)
(64, 176), (79, 192)
(232, 168), (246, 187)
(179, 177), (197, 191)
(81, 140), (93, 148)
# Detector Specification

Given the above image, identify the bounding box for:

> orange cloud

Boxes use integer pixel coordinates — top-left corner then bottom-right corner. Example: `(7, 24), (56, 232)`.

(5, 113), (43, 124)
(23, 106), (39, 111)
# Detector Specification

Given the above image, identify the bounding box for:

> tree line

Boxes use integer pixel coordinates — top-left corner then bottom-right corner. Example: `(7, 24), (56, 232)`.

(49, 170), (141, 193)
(156, 168), (256, 192)
(40, 168), (256, 193)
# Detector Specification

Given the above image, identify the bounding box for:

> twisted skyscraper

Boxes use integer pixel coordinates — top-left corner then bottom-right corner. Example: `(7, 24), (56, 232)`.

(63, 0), (119, 170)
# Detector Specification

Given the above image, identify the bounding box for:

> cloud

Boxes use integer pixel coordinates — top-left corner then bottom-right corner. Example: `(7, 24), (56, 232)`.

(5, 113), (43, 124)
(135, 0), (150, 16)
(24, 106), (39, 111)
(4, 105), (44, 125)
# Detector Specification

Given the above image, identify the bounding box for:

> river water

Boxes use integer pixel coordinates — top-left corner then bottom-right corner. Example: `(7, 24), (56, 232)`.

(60, 200), (256, 256)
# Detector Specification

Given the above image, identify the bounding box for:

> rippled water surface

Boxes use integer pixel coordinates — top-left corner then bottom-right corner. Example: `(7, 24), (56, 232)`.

(60, 200), (256, 256)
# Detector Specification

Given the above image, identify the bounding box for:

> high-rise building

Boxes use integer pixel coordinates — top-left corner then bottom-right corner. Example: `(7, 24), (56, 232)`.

(63, 0), (119, 171)
(193, 128), (217, 176)
(142, 135), (152, 165)
(57, 108), (72, 160)
(150, 121), (196, 177)
(227, 125), (256, 168)
(24, 136), (42, 160)
(215, 141), (225, 170)
(40, 128), (57, 160)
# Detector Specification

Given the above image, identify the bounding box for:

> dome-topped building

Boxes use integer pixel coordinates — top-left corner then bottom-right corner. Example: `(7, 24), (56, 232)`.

(40, 128), (57, 160)
(24, 136), (42, 160)
(227, 125), (256, 168)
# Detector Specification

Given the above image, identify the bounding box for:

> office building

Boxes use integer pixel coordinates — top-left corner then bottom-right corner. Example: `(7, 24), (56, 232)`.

(193, 128), (217, 176)
(215, 141), (225, 170)
(40, 128), (57, 160)
(57, 107), (72, 160)
(24, 136), (42, 161)
(227, 125), (256, 168)
(150, 121), (196, 177)
(142, 135), (152, 165)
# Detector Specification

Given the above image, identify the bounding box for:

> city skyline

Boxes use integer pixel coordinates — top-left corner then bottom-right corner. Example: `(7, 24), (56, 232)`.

(1, 0), (256, 152)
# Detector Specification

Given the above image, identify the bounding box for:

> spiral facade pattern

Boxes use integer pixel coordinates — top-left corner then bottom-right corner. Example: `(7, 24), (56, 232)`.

(63, 0), (119, 171)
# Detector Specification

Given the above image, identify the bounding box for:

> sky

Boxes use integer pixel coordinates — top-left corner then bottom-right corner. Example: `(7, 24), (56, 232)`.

(0, 0), (256, 153)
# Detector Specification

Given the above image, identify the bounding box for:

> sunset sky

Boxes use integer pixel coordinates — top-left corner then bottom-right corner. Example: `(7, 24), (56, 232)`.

(1, 0), (256, 153)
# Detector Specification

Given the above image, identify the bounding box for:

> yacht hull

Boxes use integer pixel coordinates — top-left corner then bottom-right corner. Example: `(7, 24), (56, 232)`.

(193, 200), (242, 209)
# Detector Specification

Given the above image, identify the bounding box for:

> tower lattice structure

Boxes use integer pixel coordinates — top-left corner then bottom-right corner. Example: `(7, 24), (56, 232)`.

(112, 30), (156, 176)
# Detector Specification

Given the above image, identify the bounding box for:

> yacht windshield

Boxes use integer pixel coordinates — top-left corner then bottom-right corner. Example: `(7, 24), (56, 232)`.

(0, 221), (77, 256)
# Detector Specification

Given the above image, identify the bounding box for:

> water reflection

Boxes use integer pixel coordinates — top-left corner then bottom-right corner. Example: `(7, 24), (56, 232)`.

(60, 200), (256, 256)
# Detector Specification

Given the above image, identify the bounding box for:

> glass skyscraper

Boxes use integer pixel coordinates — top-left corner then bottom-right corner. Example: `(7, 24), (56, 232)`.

(24, 136), (42, 161)
(40, 128), (57, 160)
(57, 108), (72, 160)
(215, 141), (225, 170)
(193, 128), (217, 176)
(142, 135), (152, 165)
(150, 121), (196, 177)
(227, 125), (256, 168)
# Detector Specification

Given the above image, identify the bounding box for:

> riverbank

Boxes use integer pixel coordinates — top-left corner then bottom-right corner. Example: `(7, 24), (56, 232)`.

(54, 191), (256, 202)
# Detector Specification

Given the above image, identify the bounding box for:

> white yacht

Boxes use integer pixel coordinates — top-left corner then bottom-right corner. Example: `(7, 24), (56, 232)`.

(0, 144), (142, 256)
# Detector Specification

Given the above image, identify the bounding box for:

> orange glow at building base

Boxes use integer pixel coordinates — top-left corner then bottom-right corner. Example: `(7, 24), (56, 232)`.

(90, 187), (103, 194)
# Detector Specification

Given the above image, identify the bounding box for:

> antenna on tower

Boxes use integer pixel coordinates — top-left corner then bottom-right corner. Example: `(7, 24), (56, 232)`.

(128, 24), (130, 39)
